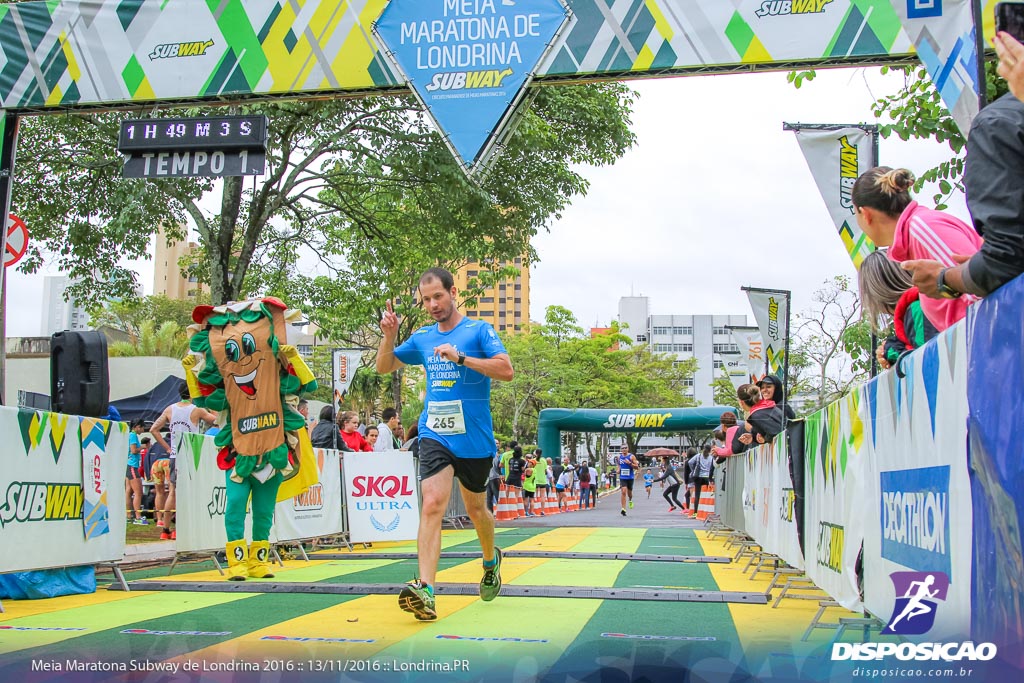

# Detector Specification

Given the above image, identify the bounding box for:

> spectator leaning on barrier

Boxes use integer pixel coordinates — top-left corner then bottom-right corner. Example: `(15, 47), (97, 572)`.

(338, 411), (372, 452)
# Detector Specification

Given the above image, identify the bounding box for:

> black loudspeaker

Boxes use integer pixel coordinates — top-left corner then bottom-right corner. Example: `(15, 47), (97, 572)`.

(50, 330), (109, 417)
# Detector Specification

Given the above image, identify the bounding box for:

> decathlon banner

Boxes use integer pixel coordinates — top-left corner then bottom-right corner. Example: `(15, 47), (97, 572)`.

(272, 449), (344, 542)
(343, 450), (419, 543)
(791, 126), (877, 269)
(374, 0), (570, 174)
(861, 323), (972, 640)
(332, 349), (364, 409)
(803, 396), (867, 611)
(891, 0), (982, 137)
(0, 407), (127, 573)
(176, 433), (345, 552)
(0, 0), (923, 111)
(742, 288), (789, 378)
(729, 326), (766, 383)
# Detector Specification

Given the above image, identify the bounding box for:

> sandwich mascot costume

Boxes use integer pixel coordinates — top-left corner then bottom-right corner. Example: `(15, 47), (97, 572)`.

(184, 298), (318, 580)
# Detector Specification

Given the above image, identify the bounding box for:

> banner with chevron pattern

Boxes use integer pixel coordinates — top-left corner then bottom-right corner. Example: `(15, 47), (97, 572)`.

(0, 406), (127, 573)
(740, 435), (805, 570)
(743, 287), (789, 379)
(0, 0), (924, 110)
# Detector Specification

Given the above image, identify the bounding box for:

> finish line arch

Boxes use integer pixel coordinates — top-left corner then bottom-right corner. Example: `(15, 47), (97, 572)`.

(537, 406), (737, 463)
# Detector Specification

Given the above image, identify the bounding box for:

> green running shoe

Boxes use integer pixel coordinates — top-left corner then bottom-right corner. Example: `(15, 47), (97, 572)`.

(398, 579), (437, 621)
(629, 500), (634, 509)
(479, 547), (503, 602)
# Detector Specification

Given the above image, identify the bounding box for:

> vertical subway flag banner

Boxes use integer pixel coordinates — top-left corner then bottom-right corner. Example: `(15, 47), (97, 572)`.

(792, 126), (876, 269)
(891, 0), (982, 136)
(743, 289), (789, 378)
(333, 349), (364, 410)
(373, 0), (571, 176)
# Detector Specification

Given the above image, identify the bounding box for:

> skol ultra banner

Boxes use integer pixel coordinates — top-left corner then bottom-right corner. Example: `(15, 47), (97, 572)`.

(803, 395), (867, 611)
(792, 126), (877, 269)
(332, 349), (364, 409)
(0, 406), (127, 573)
(743, 288), (789, 377)
(176, 433), (344, 552)
(729, 326), (766, 384)
(0, 0), (922, 111)
(861, 323), (972, 640)
(343, 450), (419, 543)
(891, 0), (982, 137)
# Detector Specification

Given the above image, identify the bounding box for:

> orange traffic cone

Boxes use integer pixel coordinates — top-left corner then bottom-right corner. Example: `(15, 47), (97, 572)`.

(696, 485), (716, 521)
(495, 484), (515, 521)
(512, 486), (525, 519)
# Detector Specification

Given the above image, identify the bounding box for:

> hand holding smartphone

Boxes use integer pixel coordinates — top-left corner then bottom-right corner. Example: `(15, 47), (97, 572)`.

(996, 2), (1024, 42)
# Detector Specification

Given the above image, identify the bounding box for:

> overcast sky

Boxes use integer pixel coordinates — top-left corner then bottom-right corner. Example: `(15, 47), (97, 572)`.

(5, 66), (967, 337)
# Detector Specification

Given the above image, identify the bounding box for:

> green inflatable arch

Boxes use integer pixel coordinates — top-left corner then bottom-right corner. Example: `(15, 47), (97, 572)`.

(536, 406), (737, 463)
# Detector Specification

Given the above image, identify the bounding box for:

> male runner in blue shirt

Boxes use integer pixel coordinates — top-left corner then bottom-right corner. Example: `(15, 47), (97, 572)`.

(377, 267), (514, 621)
(617, 444), (640, 516)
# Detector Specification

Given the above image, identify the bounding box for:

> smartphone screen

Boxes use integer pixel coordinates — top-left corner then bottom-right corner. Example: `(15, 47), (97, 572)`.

(996, 1), (1024, 42)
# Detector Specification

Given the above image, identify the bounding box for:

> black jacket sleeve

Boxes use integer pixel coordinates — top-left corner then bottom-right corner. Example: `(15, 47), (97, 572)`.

(963, 94), (1024, 296)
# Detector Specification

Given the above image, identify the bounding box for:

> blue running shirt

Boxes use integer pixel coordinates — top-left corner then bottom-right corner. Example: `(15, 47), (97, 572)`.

(618, 454), (636, 480)
(394, 317), (507, 458)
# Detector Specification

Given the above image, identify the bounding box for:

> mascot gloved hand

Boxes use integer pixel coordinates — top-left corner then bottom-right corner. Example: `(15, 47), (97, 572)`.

(186, 298), (317, 580)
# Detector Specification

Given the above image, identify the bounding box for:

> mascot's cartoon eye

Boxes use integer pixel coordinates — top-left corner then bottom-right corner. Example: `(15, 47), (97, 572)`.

(241, 333), (257, 356)
(225, 340), (240, 362)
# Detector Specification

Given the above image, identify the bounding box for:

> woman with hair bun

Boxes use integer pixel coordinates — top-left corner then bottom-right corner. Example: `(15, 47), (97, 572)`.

(851, 166), (981, 331)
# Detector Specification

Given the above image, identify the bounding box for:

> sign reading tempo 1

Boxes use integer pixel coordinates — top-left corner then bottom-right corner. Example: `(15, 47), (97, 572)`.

(117, 114), (269, 179)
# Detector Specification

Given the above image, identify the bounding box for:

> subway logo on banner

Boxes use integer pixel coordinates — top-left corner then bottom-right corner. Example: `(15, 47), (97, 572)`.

(602, 413), (672, 429)
(839, 135), (859, 212)
(756, 0), (834, 17)
(0, 482), (83, 528)
(149, 40), (214, 60)
(426, 68), (514, 92)
(817, 521), (845, 574)
(880, 466), (951, 575)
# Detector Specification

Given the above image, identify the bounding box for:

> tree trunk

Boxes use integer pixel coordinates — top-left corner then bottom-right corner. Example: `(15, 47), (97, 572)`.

(391, 368), (403, 414)
(210, 176), (243, 304)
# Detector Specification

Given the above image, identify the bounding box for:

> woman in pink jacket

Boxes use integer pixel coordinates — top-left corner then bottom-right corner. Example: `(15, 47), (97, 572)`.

(852, 167), (981, 331)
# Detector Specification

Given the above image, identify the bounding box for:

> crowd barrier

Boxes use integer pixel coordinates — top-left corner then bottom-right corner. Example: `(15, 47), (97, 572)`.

(715, 274), (1023, 650)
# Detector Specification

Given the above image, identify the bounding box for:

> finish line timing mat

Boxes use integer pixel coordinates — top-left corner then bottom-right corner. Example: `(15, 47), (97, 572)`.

(0, 527), (868, 682)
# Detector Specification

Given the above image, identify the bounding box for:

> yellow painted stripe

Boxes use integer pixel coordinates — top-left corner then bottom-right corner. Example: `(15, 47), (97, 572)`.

(0, 591), (255, 654)
(693, 530), (860, 646)
(44, 84), (63, 106)
(0, 588), (141, 623)
(329, 0), (389, 89)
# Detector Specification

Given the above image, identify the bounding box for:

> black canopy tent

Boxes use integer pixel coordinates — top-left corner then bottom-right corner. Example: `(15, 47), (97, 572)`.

(110, 375), (186, 425)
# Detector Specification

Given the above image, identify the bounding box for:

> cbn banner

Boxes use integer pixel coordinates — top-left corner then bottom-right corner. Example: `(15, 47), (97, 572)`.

(743, 288), (789, 378)
(0, 407), (127, 573)
(891, 0), (982, 137)
(718, 350), (751, 391)
(729, 327), (766, 383)
(803, 396), (867, 610)
(343, 450), (419, 544)
(175, 433), (343, 553)
(0, 0), (921, 110)
(792, 126), (876, 269)
(861, 324), (971, 640)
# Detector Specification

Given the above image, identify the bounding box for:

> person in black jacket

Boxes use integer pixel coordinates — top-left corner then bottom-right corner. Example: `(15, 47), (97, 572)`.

(310, 406), (352, 451)
(733, 384), (784, 453)
(902, 91), (1024, 299)
(654, 457), (684, 512)
(756, 375), (796, 423)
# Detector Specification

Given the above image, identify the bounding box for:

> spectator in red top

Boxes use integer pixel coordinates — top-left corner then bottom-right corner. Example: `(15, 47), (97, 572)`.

(338, 411), (372, 452)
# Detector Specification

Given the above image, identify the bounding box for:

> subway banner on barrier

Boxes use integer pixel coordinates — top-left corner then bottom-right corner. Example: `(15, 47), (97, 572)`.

(741, 437), (804, 570)
(0, 0), (925, 111)
(175, 433), (344, 552)
(791, 126), (877, 269)
(743, 287), (789, 378)
(861, 324), (972, 640)
(343, 450), (419, 543)
(0, 407), (128, 573)
(804, 395), (867, 611)
(728, 326), (766, 383)
(373, 0), (571, 175)
(890, 0), (982, 137)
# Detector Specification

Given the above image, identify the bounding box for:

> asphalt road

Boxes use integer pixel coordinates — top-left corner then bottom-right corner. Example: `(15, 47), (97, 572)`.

(499, 483), (703, 529)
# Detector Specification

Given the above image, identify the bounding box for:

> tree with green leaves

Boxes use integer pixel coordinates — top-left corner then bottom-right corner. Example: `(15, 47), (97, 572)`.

(90, 293), (209, 342)
(108, 319), (187, 358)
(12, 86), (635, 332)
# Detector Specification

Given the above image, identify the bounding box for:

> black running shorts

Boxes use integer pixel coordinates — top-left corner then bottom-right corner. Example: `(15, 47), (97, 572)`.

(418, 438), (491, 493)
